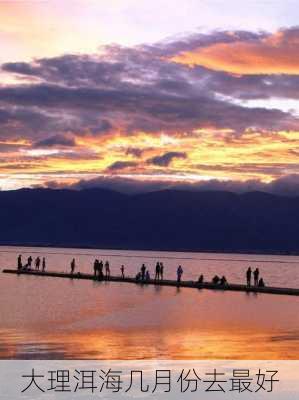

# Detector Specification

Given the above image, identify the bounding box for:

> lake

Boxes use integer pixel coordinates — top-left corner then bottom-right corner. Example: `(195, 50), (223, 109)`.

(0, 246), (299, 359)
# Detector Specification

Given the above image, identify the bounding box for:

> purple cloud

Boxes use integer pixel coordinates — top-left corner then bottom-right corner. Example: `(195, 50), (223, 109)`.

(148, 152), (187, 166)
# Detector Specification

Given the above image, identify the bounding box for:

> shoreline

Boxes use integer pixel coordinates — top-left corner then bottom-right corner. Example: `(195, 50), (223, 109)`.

(0, 242), (298, 258)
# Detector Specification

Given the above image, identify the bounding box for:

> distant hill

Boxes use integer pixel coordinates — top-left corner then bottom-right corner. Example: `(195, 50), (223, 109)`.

(0, 188), (298, 254)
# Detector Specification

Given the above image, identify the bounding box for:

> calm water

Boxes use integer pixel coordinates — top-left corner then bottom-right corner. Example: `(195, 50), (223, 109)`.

(0, 246), (299, 359)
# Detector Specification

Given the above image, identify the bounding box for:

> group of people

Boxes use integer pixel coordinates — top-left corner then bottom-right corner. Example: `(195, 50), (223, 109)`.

(135, 262), (166, 281)
(196, 268), (266, 287)
(91, 259), (111, 279)
(17, 255), (266, 288)
(73, 258), (267, 287)
(136, 263), (184, 283)
(135, 264), (151, 282)
(211, 275), (227, 285)
(246, 267), (265, 287)
(17, 254), (46, 271)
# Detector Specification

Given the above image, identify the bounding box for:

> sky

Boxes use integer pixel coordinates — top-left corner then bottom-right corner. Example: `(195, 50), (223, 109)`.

(0, 0), (299, 193)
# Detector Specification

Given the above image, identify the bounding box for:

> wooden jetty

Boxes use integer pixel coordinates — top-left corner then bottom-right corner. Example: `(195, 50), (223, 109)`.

(2, 268), (299, 297)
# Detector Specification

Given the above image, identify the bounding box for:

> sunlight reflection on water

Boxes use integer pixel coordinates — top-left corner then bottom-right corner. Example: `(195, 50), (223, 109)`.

(0, 246), (299, 359)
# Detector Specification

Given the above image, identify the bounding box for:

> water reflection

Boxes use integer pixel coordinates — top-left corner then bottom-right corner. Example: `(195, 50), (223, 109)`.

(1, 327), (299, 360)
(0, 246), (299, 359)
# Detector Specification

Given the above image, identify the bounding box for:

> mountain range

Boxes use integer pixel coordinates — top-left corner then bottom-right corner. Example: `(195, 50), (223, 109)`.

(0, 188), (298, 254)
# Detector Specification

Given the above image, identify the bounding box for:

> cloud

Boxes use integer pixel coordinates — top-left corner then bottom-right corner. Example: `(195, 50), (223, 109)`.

(1, 31), (298, 139)
(106, 161), (138, 171)
(125, 147), (146, 157)
(0, 28), (299, 190)
(42, 174), (299, 197)
(0, 82), (295, 137)
(34, 134), (76, 148)
(170, 28), (299, 75)
(148, 151), (187, 166)
(2, 61), (39, 76)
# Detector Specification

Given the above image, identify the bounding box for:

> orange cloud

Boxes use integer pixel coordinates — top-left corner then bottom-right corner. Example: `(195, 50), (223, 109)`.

(0, 128), (298, 188)
(171, 29), (299, 75)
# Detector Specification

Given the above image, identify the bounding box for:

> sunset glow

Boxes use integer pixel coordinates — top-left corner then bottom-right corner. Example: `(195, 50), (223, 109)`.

(0, 1), (298, 193)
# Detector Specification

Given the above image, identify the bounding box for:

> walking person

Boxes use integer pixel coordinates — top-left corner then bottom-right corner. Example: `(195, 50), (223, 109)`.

(253, 268), (259, 286)
(177, 265), (183, 283)
(42, 257), (46, 272)
(246, 267), (252, 287)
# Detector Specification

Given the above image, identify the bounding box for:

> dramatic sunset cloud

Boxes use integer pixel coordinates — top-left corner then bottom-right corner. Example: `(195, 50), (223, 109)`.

(0, 0), (299, 194)
(171, 28), (299, 75)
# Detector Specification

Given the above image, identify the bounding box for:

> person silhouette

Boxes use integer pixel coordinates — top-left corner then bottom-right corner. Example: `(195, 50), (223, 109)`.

(17, 255), (22, 270)
(258, 277), (265, 287)
(160, 262), (164, 280)
(220, 275), (227, 285)
(99, 260), (104, 279)
(141, 264), (146, 280)
(42, 257), (46, 272)
(253, 268), (259, 286)
(145, 270), (150, 281)
(135, 271), (141, 281)
(35, 257), (41, 270)
(27, 256), (32, 269)
(121, 265), (125, 279)
(246, 267), (252, 287)
(93, 259), (98, 276)
(177, 265), (183, 283)
(155, 262), (160, 280)
(105, 261), (110, 279)
(212, 275), (220, 284)
(71, 258), (75, 274)
(198, 274), (204, 284)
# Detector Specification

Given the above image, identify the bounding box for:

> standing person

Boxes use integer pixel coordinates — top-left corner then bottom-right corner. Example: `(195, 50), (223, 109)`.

(253, 268), (259, 286)
(17, 255), (22, 270)
(120, 265), (125, 279)
(246, 267), (252, 287)
(35, 257), (41, 270)
(160, 262), (164, 280)
(27, 256), (33, 269)
(141, 264), (146, 280)
(177, 265), (183, 283)
(105, 261), (110, 279)
(42, 257), (46, 272)
(99, 260), (104, 279)
(155, 262), (160, 280)
(71, 258), (75, 274)
(93, 259), (99, 276)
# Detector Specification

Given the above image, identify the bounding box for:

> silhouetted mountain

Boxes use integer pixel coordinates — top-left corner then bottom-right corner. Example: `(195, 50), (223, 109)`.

(0, 188), (298, 254)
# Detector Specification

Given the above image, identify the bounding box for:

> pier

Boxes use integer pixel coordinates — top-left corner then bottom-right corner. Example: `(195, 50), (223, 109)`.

(2, 268), (299, 297)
